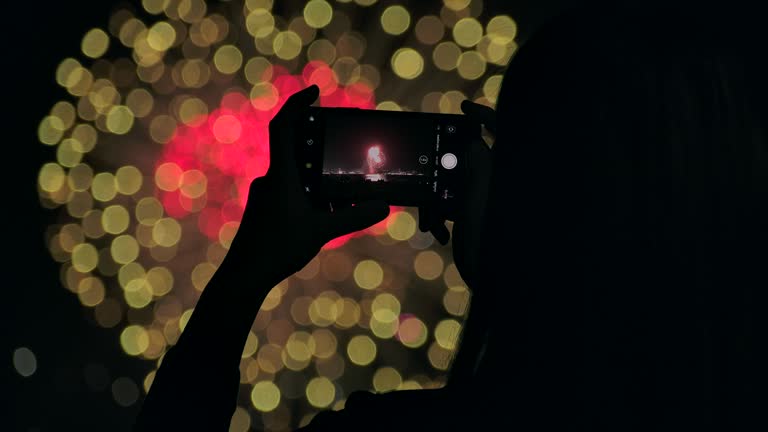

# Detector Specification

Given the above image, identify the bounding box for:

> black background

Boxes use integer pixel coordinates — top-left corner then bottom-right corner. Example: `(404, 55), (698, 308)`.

(5, 1), (570, 430)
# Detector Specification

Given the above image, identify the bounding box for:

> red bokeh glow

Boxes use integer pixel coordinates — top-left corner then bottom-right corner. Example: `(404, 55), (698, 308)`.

(155, 61), (395, 249)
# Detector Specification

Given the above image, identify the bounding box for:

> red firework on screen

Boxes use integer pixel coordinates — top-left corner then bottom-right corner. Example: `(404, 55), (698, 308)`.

(366, 145), (387, 173)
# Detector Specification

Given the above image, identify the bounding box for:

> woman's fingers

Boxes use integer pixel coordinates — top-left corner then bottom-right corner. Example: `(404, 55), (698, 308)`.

(461, 100), (497, 136)
(319, 200), (390, 243)
(267, 85), (319, 179)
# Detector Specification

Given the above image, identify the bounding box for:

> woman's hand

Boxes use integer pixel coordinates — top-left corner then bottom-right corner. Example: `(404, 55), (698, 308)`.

(419, 100), (495, 288)
(227, 85), (390, 285)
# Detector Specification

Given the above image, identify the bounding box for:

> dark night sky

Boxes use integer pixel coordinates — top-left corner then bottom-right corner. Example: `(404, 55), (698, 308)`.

(6, 1), (572, 430)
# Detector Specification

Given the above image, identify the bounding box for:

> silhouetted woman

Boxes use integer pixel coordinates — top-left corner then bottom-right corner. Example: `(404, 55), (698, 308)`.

(135, 3), (766, 431)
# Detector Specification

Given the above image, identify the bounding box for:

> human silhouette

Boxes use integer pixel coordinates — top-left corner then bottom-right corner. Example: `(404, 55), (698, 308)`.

(134, 2), (767, 431)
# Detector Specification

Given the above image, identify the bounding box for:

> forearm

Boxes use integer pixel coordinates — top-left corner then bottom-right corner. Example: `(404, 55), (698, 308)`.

(133, 246), (286, 430)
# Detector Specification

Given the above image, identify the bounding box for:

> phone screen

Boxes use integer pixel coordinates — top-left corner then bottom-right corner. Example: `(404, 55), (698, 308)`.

(322, 109), (436, 201)
(299, 107), (477, 211)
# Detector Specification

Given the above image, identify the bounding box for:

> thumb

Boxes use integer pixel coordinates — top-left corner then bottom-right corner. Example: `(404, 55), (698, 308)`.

(320, 201), (390, 241)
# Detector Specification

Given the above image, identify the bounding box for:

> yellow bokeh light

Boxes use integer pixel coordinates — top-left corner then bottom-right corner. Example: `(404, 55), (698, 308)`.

(218, 221), (239, 249)
(126, 88), (154, 118)
(147, 22), (176, 51)
(246, 8), (275, 38)
(311, 329), (337, 359)
(121, 325), (150, 356)
(273, 31), (302, 60)
(244, 57), (273, 84)
(213, 45), (243, 74)
(51, 101), (76, 130)
(153, 218), (182, 247)
(457, 50), (486, 80)
(111, 235), (140, 264)
(428, 341), (454, 371)
(332, 57), (360, 85)
(309, 294), (339, 327)
(391, 48), (423, 80)
(72, 243), (98, 273)
(179, 308), (194, 331)
(373, 367), (402, 393)
(381, 5), (410, 35)
(149, 115), (177, 143)
(136, 197), (163, 225)
(179, 169), (207, 198)
(95, 299), (122, 328)
(304, 0), (333, 29)
(179, 0), (207, 23)
(346, 335), (376, 366)
(415, 15), (444, 45)
(91, 172), (117, 202)
(82, 28), (110, 58)
(56, 58), (81, 88)
(285, 331), (315, 362)
(146, 266), (173, 296)
(179, 97), (208, 125)
(38, 163), (66, 193)
(306, 377), (335, 408)
(38, 116), (65, 145)
(71, 123), (98, 152)
(106, 106), (135, 134)
(67, 192), (94, 218)
(82, 209), (105, 239)
(435, 319), (462, 349)
(115, 165), (143, 195)
(334, 298), (360, 329)
(118, 262), (146, 289)
(125, 278), (153, 309)
(251, 381), (281, 412)
(68, 164), (94, 192)
(414, 250), (445, 280)
(483, 74), (503, 103)
(443, 285), (470, 316)
(230, 407), (252, 432)
(375, 101), (401, 111)
(386, 210), (416, 240)
(102, 205), (130, 234)
(453, 17), (483, 48)
(142, 0), (167, 15)
(191, 262), (216, 291)
(242, 331), (260, 358)
(443, 0), (470, 12)
(439, 90), (466, 114)
(57, 139), (83, 168)
(353, 259), (383, 290)
(370, 313), (398, 339)
(432, 41), (461, 71)
(307, 39), (336, 64)
(487, 15), (517, 44)
(77, 276), (106, 307)
(250, 82), (280, 111)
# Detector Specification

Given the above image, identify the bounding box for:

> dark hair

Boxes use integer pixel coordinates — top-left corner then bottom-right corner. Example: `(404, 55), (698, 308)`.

(455, 4), (767, 428)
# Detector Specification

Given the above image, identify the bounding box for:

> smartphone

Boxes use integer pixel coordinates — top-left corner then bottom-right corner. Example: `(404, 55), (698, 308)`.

(295, 107), (481, 219)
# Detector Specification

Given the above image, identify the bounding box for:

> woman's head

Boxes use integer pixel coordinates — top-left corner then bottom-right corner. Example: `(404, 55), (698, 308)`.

(462, 4), (766, 420)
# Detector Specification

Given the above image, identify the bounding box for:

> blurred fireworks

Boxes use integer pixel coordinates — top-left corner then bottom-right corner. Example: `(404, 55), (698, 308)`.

(36, 0), (516, 429)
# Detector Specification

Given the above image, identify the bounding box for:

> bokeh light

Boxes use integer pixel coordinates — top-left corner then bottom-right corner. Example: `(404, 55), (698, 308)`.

(37, 0), (516, 429)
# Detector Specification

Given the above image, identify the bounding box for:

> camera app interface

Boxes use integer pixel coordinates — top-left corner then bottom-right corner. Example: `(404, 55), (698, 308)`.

(322, 111), (434, 200)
